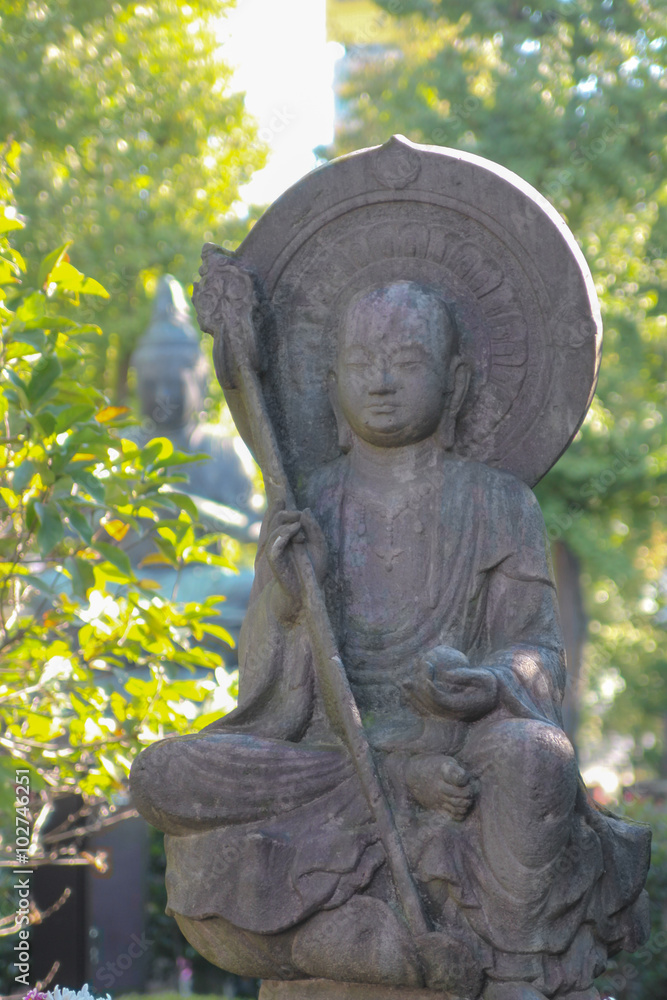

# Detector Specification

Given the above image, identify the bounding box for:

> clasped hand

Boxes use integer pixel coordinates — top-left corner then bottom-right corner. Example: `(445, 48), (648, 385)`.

(402, 645), (498, 722)
(265, 501), (328, 620)
(403, 647), (497, 821)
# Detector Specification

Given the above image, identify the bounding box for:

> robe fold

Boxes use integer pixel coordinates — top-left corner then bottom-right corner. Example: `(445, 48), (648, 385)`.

(131, 455), (649, 977)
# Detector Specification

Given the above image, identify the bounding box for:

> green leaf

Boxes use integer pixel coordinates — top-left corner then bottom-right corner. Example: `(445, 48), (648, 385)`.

(12, 459), (35, 493)
(110, 691), (128, 723)
(120, 437), (140, 457)
(50, 260), (110, 298)
(55, 403), (96, 433)
(185, 549), (236, 569)
(192, 710), (231, 732)
(202, 622), (236, 647)
(25, 498), (37, 531)
(151, 449), (208, 469)
(62, 505), (94, 544)
(0, 256), (19, 283)
(52, 474), (75, 499)
(73, 323), (103, 337)
(6, 339), (43, 361)
(26, 354), (62, 403)
(22, 315), (77, 333)
(159, 490), (199, 520)
(153, 534), (178, 567)
(138, 551), (172, 568)
(4, 140), (20, 172)
(125, 676), (157, 699)
(66, 555), (96, 599)
(15, 291), (46, 323)
(0, 759), (45, 822)
(38, 242), (72, 288)
(74, 469), (106, 503)
(4, 367), (28, 399)
(33, 410), (56, 436)
(0, 207), (23, 234)
(22, 573), (56, 595)
(99, 754), (122, 781)
(94, 541), (132, 578)
(35, 501), (65, 553)
(79, 275), (110, 298)
(140, 436), (173, 468)
(7, 329), (47, 352)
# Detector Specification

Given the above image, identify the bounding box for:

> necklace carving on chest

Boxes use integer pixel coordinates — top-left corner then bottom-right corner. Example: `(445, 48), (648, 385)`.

(351, 481), (436, 575)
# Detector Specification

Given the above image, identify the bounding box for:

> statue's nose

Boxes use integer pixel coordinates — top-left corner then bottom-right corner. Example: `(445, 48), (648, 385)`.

(368, 365), (397, 394)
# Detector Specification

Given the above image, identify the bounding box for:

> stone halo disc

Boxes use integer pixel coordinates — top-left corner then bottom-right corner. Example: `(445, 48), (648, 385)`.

(230, 135), (601, 490)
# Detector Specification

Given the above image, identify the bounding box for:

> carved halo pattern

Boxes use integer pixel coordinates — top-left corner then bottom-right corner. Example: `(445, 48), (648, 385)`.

(270, 209), (539, 477)
(230, 137), (601, 487)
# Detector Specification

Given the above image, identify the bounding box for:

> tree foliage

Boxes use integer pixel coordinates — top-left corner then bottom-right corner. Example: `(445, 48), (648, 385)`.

(325, 0), (667, 776)
(0, 143), (237, 891)
(0, 0), (266, 399)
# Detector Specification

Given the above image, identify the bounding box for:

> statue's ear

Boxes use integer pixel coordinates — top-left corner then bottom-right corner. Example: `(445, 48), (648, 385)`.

(439, 356), (470, 450)
(328, 374), (353, 453)
(450, 356), (470, 421)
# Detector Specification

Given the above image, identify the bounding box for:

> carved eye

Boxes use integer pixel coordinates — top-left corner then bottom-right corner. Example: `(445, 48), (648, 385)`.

(391, 350), (426, 368)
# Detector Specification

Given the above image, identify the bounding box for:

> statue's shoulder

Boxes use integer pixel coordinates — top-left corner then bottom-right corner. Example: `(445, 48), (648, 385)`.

(446, 458), (549, 566)
(446, 456), (540, 514)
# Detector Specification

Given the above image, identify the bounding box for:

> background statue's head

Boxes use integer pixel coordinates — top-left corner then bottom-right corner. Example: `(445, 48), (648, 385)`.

(131, 275), (209, 433)
(333, 280), (469, 451)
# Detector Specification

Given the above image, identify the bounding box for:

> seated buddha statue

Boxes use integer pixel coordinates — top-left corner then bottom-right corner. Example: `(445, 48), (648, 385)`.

(131, 280), (649, 1000)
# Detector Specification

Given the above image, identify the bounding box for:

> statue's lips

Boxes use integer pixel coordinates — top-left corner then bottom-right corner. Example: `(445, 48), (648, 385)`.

(366, 403), (399, 415)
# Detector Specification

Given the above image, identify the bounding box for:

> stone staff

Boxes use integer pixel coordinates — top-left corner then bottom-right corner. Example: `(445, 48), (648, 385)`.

(192, 242), (445, 984)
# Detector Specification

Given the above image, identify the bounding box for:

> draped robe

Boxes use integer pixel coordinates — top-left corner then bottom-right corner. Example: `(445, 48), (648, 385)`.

(131, 453), (650, 991)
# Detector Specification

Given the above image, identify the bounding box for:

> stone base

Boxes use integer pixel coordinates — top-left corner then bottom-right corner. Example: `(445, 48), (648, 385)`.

(259, 980), (453, 1000)
(259, 979), (602, 1000)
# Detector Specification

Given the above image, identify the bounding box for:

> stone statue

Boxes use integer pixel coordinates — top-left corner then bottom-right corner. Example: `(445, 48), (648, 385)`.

(129, 274), (260, 654)
(130, 138), (650, 1000)
(131, 273), (258, 533)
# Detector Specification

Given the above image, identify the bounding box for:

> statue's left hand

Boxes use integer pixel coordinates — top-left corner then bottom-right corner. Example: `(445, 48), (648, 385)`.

(403, 645), (498, 722)
(405, 754), (475, 821)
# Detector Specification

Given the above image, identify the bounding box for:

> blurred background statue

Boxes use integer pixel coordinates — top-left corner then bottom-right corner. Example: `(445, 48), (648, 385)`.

(129, 273), (261, 656)
(131, 273), (261, 541)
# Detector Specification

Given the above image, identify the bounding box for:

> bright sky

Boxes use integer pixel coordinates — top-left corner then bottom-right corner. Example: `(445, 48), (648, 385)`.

(219, 0), (343, 209)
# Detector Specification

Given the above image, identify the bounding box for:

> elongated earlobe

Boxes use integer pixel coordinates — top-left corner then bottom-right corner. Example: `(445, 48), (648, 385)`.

(452, 357), (471, 421)
(438, 357), (470, 451)
(328, 375), (353, 453)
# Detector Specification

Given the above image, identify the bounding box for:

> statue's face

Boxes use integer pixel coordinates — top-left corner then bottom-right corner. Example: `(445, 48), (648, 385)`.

(336, 283), (456, 448)
(138, 355), (205, 430)
(139, 366), (186, 429)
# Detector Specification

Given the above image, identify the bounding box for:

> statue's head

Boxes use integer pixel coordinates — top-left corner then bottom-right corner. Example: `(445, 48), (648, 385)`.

(132, 275), (209, 432)
(334, 281), (469, 450)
